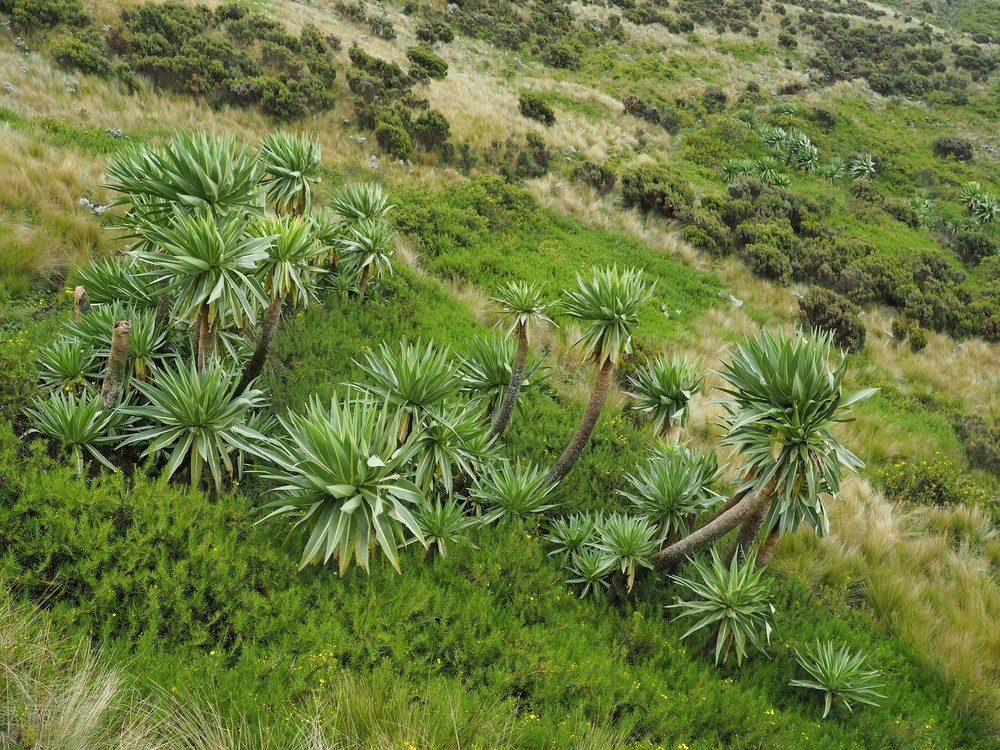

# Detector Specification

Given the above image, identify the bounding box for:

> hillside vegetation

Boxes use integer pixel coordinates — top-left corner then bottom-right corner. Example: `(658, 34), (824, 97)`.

(1, 0), (999, 748)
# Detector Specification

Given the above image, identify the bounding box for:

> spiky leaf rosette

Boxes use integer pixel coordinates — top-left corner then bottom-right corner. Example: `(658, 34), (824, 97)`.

(105, 130), (261, 221)
(562, 266), (655, 366)
(790, 640), (886, 718)
(329, 182), (394, 224)
(26, 390), (130, 474)
(626, 354), (704, 435)
(408, 402), (498, 497)
(258, 131), (322, 216)
(351, 340), (460, 438)
(718, 328), (875, 537)
(120, 360), (266, 493)
(620, 455), (717, 540)
(472, 460), (558, 524)
(592, 513), (659, 592)
(247, 396), (426, 573)
(668, 547), (776, 667)
(248, 215), (325, 305)
(338, 217), (395, 285)
(133, 209), (271, 331)
(74, 257), (160, 307)
(458, 333), (543, 421)
(36, 339), (101, 393)
(66, 302), (172, 381)
(491, 279), (555, 339)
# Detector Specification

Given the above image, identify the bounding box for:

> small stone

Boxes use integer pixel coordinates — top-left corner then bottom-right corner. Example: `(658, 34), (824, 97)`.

(3, 82), (14, 93)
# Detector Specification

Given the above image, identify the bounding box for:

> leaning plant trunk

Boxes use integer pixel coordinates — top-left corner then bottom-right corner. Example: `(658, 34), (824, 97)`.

(546, 357), (616, 485)
(238, 295), (283, 395)
(490, 323), (528, 438)
(101, 319), (131, 408)
(652, 478), (777, 570)
(724, 493), (770, 566)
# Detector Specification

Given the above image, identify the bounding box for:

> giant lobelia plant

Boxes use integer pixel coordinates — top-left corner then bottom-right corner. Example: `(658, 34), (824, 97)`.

(247, 395), (426, 573)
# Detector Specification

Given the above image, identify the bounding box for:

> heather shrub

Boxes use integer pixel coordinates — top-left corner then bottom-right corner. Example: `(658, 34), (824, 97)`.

(932, 136), (974, 161)
(571, 161), (616, 194)
(407, 45), (448, 80)
(620, 165), (694, 219)
(798, 287), (867, 353)
(518, 91), (555, 126)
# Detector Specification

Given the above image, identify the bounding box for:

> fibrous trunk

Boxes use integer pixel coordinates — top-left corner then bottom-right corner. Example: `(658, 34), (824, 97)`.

(237, 295), (283, 395)
(195, 303), (214, 372)
(74, 286), (90, 317)
(651, 478), (777, 570)
(545, 357), (615, 485)
(358, 264), (373, 299)
(490, 324), (528, 439)
(101, 319), (131, 408)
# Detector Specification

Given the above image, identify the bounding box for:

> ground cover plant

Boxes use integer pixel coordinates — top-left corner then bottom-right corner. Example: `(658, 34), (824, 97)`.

(2, 0), (1000, 745)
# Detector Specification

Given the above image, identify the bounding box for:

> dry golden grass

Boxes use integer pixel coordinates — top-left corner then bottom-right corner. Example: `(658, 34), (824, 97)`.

(776, 478), (1000, 725)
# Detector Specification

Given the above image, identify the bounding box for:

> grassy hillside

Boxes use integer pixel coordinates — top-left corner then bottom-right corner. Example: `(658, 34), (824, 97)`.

(1, 0), (999, 747)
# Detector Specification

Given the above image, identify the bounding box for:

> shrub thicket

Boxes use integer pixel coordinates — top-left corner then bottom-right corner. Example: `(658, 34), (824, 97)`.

(106, 2), (338, 120)
(932, 136), (974, 161)
(518, 91), (556, 126)
(798, 287), (867, 353)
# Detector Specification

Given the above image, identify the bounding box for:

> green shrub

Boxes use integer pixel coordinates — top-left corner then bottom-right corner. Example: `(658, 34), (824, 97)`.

(741, 242), (792, 284)
(374, 109), (413, 159)
(415, 19), (453, 45)
(518, 91), (555, 126)
(620, 165), (694, 219)
(798, 287), (867, 353)
(878, 454), (991, 508)
(8, 0), (89, 30)
(540, 41), (581, 70)
(407, 45), (448, 80)
(368, 15), (396, 40)
(952, 232), (997, 265)
(412, 109), (451, 151)
(909, 327), (927, 353)
(50, 32), (111, 77)
(570, 161), (616, 194)
(932, 136), (974, 161)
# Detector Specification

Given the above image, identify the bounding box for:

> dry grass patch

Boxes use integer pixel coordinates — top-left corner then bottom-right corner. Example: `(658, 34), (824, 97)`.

(777, 477), (1000, 725)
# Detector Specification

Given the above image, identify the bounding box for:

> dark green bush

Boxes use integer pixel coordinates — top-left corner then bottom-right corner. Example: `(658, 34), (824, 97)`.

(407, 45), (448, 80)
(932, 136), (974, 161)
(109, 2), (336, 120)
(798, 286), (867, 353)
(412, 109), (451, 151)
(570, 161), (616, 194)
(909, 327), (928, 352)
(953, 232), (997, 265)
(50, 32), (111, 77)
(540, 41), (581, 70)
(7, 0), (89, 31)
(741, 242), (792, 284)
(374, 109), (413, 159)
(620, 165), (694, 219)
(368, 15), (397, 40)
(518, 91), (555, 126)
(415, 19), (454, 45)
(483, 133), (551, 182)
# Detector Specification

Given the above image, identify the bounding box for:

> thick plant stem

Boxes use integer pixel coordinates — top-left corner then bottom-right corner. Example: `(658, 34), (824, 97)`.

(546, 357), (615, 485)
(651, 478), (777, 570)
(73, 285), (90, 317)
(755, 530), (781, 568)
(724, 497), (770, 566)
(101, 319), (131, 408)
(238, 295), (283, 395)
(195, 304), (214, 372)
(358, 264), (373, 299)
(490, 324), (528, 439)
